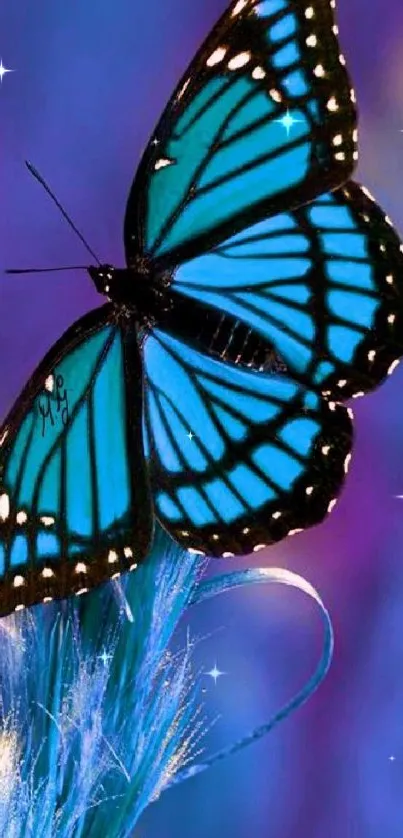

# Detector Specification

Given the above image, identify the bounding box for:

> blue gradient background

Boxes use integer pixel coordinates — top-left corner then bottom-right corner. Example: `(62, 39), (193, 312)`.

(1, 1), (403, 835)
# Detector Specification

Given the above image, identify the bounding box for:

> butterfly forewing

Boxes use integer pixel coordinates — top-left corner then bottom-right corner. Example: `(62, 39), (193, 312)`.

(125, 0), (357, 269)
(0, 307), (153, 616)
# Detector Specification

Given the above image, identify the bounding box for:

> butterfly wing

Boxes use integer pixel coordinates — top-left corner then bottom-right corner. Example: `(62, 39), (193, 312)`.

(125, 0), (357, 268)
(0, 307), (153, 616)
(142, 327), (352, 556)
(167, 181), (403, 399)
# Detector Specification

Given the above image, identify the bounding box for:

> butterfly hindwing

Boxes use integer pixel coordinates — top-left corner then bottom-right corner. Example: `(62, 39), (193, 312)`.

(125, 0), (357, 268)
(169, 181), (403, 399)
(142, 327), (353, 556)
(0, 307), (153, 616)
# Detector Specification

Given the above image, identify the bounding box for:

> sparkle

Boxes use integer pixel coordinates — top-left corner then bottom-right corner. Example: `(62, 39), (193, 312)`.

(0, 60), (13, 83)
(98, 648), (113, 667)
(187, 431), (195, 441)
(389, 755), (396, 762)
(275, 110), (303, 136)
(206, 663), (225, 685)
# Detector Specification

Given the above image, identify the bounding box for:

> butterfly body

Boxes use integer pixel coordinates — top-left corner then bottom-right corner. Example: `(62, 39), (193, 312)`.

(87, 263), (173, 317)
(2, 0), (403, 616)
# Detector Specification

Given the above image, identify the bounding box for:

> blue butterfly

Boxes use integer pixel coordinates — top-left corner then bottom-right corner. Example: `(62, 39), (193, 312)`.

(1, 0), (403, 616)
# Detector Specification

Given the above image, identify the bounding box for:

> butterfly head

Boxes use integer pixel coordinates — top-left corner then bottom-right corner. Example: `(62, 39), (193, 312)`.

(88, 264), (117, 297)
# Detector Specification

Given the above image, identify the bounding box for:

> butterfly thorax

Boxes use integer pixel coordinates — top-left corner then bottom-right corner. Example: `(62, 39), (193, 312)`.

(88, 262), (172, 320)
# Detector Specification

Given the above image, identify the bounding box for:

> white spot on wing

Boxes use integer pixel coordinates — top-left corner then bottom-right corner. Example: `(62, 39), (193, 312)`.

(207, 47), (227, 67)
(154, 158), (174, 172)
(0, 494), (10, 522)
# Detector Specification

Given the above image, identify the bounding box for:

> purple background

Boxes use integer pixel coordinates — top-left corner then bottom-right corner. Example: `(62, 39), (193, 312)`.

(1, 1), (403, 835)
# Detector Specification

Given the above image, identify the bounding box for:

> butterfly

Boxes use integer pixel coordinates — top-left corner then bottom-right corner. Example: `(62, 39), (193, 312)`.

(1, 0), (403, 617)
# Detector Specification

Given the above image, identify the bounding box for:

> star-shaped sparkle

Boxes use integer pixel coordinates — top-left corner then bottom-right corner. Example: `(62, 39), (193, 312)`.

(275, 109), (303, 136)
(206, 663), (225, 685)
(187, 431), (195, 441)
(0, 60), (13, 83)
(389, 755), (396, 762)
(98, 648), (113, 667)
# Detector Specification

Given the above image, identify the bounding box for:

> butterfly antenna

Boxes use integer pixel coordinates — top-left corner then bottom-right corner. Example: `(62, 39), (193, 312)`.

(25, 160), (101, 265)
(6, 265), (89, 275)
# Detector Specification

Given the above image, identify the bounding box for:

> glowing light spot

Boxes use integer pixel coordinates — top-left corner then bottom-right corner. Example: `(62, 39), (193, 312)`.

(108, 550), (119, 564)
(75, 562), (87, 574)
(45, 375), (54, 393)
(124, 547), (133, 558)
(16, 511), (27, 525)
(76, 588), (88, 597)
(314, 64), (325, 77)
(344, 454), (352, 474)
(130, 563), (138, 572)
(338, 380), (347, 388)
(328, 499), (337, 514)
(306, 486), (314, 496)
(305, 6), (315, 18)
(335, 152), (345, 161)
(388, 314), (396, 325)
(368, 350), (376, 362)
(222, 552), (235, 558)
(253, 544), (266, 552)
(252, 66), (266, 80)
(333, 134), (343, 146)
(322, 445), (331, 456)
(306, 34), (317, 47)
(386, 275), (394, 285)
(242, 527), (250, 535)
(270, 88), (282, 103)
(327, 97), (339, 112)
(42, 567), (54, 578)
(272, 511), (282, 519)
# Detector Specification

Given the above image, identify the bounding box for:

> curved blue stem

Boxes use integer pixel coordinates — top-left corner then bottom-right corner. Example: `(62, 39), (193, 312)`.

(170, 566), (334, 787)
